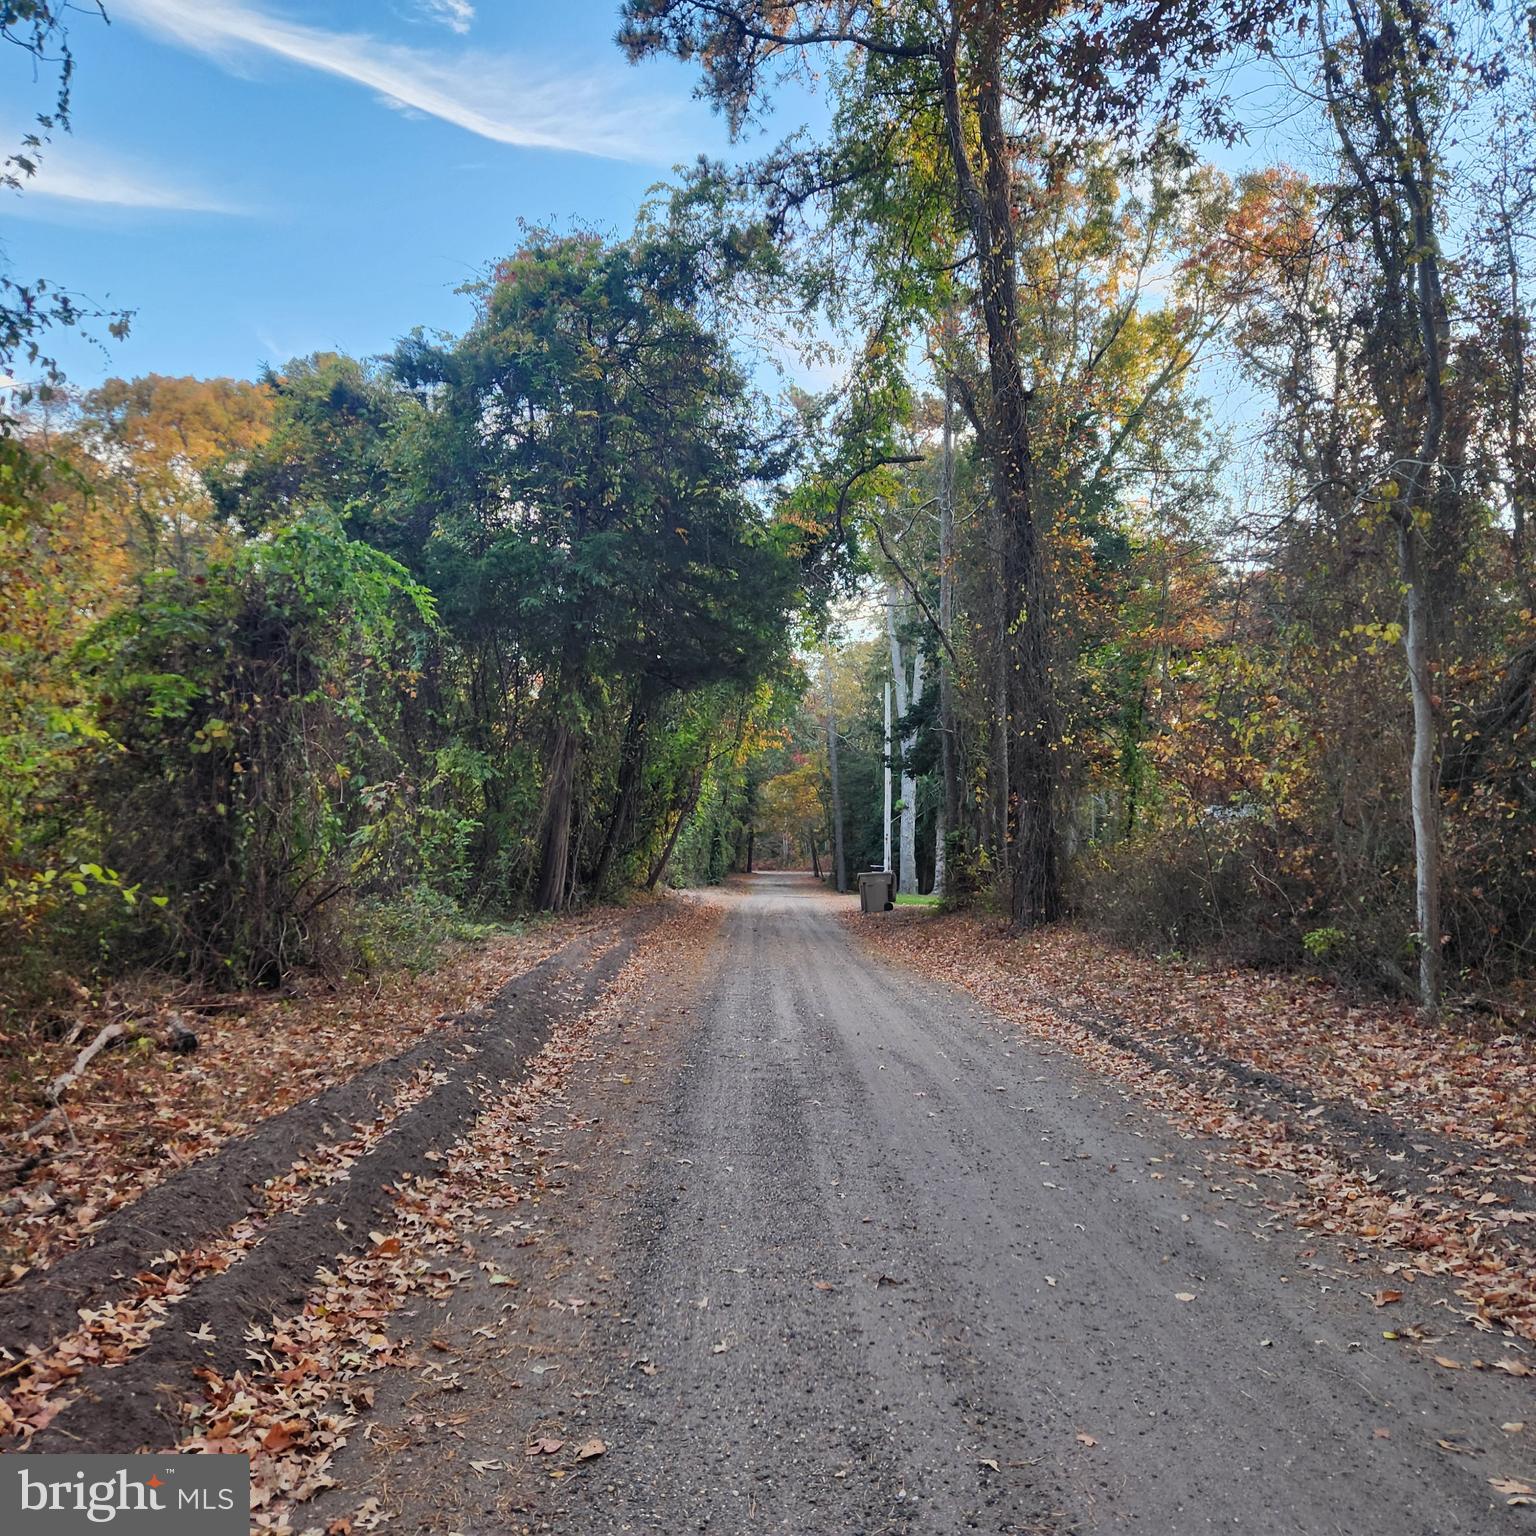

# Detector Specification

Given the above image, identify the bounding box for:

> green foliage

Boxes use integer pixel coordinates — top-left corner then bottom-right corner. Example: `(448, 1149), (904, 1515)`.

(1302, 927), (1348, 961)
(392, 228), (802, 907)
(78, 511), (440, 983)
(351, 886), (497, 975)
(4, 206), (812, 1000)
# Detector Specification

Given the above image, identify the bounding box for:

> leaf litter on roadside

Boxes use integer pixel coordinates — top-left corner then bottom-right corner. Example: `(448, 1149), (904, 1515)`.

(3, 896), (722, 1531)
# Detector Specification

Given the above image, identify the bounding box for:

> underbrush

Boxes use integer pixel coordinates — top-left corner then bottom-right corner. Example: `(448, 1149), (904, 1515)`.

(1072, 824), (1533, 1018)
(349, 886), (504, 974)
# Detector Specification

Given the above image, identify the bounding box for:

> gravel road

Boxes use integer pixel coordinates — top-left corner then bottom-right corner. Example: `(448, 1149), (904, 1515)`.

(323, 872), (1534, 1535)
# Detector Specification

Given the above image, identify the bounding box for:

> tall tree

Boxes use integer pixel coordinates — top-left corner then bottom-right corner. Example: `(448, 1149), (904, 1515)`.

(821, 644), (849, 892)
(886, 586), (926, 894)
(934, 365), (960, 898)
(396, 232), (798, 908)
(619, 0), (1290, 927)
(1315, 0), (1465, 1011)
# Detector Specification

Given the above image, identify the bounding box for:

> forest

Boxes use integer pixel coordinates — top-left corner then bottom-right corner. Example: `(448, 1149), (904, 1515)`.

(5, 2), (1536, 1524)
(3, 0), (1534, 1032)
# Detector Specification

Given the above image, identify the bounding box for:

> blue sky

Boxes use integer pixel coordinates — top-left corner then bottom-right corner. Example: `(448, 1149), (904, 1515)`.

(3, 0), (801, 389)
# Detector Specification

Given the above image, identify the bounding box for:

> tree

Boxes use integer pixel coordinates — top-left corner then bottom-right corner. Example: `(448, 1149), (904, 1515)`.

(1313, 0), (1472, 1013)
(75, 374), (274, 575)
(619, 0), (1292, 928)
(2, 1), (126, 412)
(886, 585), (927, 893)
(821, 644), (849, 892)
(935, 363), (960, 898)
(80, 512), (438, 983)
(396, 231), (798, 908)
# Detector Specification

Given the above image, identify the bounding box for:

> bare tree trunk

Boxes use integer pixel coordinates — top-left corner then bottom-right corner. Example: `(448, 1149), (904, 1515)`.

(1401, 523), (1443, 1010)
(887, 591), (924, 895)
(883, 679), (893, 874)
(590, 692), (649, 894)
(533, 719), (577, 910)
(646, 766), (703, 893)
(935, 367), (961, 899)
(1499, 205), (1534, 601)
(992, 627), (1009, 865)
(902, 649), (924, 893)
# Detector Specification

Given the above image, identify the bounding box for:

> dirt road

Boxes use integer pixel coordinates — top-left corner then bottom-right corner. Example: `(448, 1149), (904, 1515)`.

(315, 873), (1533, 1535)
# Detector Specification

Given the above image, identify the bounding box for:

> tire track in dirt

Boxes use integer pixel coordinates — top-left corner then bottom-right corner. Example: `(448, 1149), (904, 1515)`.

(1, 913), (656, 1453)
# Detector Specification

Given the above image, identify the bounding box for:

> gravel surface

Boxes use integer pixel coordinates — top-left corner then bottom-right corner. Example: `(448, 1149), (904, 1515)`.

(320, 874), (1536, 1535)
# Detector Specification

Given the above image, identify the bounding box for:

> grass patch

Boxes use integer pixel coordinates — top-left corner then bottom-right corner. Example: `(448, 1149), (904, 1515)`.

(893, 893), (942, 908)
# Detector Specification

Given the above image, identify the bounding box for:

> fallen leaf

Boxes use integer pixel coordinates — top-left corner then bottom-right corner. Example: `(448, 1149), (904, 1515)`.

(1436, 1435), (1479, 1456)
(528, 1437), (563, 1456)
(1372, 1290), (1403, 1307)
(261, 1420), (303, 1453)
(1076, 1434), (1098, 1447)
(1491, 1478), (1534, 1496)
(575, 1438), (606, 1461)
(1175, 1292), (1197, 1303)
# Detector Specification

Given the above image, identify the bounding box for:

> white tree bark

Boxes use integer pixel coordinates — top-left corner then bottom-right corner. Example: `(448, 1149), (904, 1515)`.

(1401, 523), (1443, 1013)
(883, 680), (893, 875)
(887, 591), (926, 895)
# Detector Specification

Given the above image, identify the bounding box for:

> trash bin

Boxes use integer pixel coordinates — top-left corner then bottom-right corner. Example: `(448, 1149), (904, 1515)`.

(858, 870), (895, 913)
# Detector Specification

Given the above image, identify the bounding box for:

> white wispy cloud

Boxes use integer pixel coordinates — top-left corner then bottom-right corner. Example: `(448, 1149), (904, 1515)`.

(12, 146), (242, 213)
(113, 0), (683, 162)
(418, 0), (474, 35)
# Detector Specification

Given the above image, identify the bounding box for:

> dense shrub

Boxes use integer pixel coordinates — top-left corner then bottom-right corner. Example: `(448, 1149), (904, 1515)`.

(77, 512), (442, 984)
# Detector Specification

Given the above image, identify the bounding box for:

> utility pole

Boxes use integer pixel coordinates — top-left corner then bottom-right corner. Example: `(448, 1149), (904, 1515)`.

(883, 679), (893, 875)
